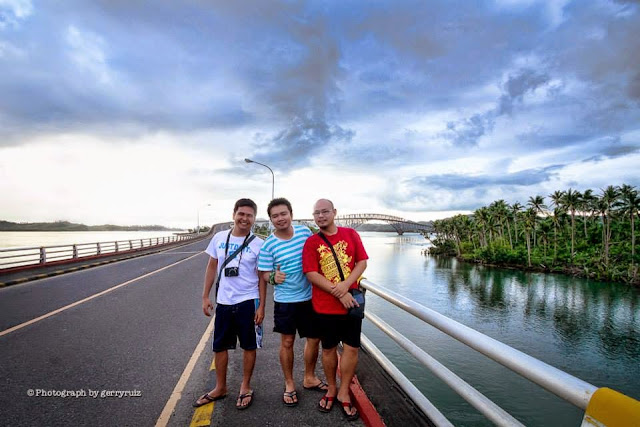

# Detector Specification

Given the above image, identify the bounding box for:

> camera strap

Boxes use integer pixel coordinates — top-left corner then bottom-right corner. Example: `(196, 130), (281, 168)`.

(214, 230), (255, 297)
(317, 232), (345, 281)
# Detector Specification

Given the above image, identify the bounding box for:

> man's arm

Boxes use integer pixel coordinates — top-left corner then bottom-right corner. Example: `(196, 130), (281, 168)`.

(255, 270), (266, 325)
(202, 257), (218, 316)
(330, 260), (368, 298)
(306, 270), (338, 293)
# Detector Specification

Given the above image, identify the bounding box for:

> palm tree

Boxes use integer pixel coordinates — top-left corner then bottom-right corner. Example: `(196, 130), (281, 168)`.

(522, 208), (537, 267)
(562, 189), (581, 261)
(549, 207), (565, 261)
(511, 202), (523, 245)
(527, 195), (547, 247)
(618, 184), (639, 263)
(580, 189), (596, 239)
(599, 185), (620, 268)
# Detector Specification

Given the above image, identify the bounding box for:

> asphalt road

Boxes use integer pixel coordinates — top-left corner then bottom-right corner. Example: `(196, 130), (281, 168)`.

(0, 238), (373, 427)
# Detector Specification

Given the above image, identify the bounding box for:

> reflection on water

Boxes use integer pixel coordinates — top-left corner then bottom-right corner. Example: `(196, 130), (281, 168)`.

(359, 232), (640, 426)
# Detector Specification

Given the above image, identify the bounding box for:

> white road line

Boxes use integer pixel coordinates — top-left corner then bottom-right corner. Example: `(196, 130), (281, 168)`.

(156, 313), (216, 427)
(0, 252), (205, 338)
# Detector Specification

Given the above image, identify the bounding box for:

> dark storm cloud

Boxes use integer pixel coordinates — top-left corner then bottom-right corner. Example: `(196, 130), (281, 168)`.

(409, 165), (562, 191)
(1, 0), (639, 181)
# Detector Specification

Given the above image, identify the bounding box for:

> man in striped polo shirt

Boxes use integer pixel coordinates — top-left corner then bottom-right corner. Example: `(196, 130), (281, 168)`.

(258, 198), (327, 407)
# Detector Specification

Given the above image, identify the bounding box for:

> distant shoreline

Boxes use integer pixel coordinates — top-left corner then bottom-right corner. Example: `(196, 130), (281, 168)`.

(0, 220), (183, 232)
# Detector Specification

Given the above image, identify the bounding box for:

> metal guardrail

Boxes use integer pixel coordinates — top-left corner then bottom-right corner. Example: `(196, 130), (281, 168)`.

(0, 233), (205, 270)
(359, 279), (639, 426)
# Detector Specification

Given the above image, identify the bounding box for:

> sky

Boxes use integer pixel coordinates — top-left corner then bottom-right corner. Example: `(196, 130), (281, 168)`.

(1, 0), (639, 229)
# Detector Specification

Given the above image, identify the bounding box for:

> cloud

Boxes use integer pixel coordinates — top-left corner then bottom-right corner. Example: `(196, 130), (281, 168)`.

(0, 0), (33, 29)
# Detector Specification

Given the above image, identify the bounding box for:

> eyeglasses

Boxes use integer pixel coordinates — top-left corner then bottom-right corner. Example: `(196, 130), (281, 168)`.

(312, 209), (333, 216)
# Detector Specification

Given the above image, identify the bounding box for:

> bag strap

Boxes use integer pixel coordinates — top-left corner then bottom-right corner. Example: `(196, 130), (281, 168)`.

(214, 231), (256, 296)
(317, 232), (345, 281)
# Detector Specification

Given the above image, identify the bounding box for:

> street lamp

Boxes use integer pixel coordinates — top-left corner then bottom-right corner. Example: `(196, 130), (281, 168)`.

(197, 203), (211, 234)
(244, 158), (274, 200)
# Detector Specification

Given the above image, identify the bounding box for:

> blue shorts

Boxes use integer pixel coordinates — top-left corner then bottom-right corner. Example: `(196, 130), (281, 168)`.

(212, 299), (261, 352)
(316, 313), (362, 349)
(273, 300), (319, 338)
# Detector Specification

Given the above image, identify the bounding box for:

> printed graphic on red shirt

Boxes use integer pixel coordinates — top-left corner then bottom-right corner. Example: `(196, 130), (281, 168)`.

(317, 240), (352, 283)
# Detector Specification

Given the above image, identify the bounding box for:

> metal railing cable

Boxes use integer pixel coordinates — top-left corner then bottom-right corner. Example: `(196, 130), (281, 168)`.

(360, 335), (454, 427)
(359, 279), (600, 424)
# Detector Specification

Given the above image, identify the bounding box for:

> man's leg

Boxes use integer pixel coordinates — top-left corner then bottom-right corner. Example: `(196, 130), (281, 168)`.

(336, 343), (358, 417)
(280, 334), (298, 404)
(193, 350), (228, 406)
(303, 338), (325, 388)
(237, 349), (256, 408)
(319, 346), (338, 410)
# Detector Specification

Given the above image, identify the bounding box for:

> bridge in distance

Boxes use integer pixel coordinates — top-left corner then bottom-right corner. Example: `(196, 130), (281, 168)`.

(258, 213), (433, 235)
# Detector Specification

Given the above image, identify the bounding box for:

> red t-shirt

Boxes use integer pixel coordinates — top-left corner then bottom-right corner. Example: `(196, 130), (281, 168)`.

(302, 227), (369, 314)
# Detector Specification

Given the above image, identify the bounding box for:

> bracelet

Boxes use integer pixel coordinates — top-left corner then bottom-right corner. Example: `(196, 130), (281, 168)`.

(269, 271), (276, 286)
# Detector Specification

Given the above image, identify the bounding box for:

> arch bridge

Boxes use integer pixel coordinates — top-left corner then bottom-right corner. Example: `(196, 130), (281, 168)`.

(295, 213), (432, 235)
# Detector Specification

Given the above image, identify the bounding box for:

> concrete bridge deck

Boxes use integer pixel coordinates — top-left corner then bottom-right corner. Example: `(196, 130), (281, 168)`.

(0, 236), (430, 426)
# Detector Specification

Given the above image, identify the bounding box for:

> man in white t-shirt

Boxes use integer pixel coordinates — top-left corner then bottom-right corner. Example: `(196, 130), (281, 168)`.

(193, 198), (265, 411)
(258, 198), (327, 407)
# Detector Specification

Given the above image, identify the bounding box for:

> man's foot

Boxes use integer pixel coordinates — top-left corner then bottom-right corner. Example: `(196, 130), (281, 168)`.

(337, 399), (359, 421)
(303, 379), (329, 392)
(236, 390), (254, 410)
(317, 394), (335, 413)
(283, 390), (298, 407)
(193, 391), (227, 407)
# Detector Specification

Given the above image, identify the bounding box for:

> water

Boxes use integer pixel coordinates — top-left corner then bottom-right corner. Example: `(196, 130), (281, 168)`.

(358, 232), (640, 426)
(0, 231), (186, 249)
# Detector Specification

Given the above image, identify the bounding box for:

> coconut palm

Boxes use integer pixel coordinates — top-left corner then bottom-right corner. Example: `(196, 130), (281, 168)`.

(527, 195), (547, 247)
(562, 189), (581, 261)
(511, 202), (523, 245)
(617, 184), (639, 263)
(580, 189), (596, 238)
(599, 186), (620, 267)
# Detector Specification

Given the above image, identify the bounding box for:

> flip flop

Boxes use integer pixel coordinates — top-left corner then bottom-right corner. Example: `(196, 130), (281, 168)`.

(193, 392), (227, 407)
(303, 380), (329, 392)
(283, 390), (298, 407)
(337, 399), (359, 421)
(236, 390), (254, 410)
(317, 394), (334, 413)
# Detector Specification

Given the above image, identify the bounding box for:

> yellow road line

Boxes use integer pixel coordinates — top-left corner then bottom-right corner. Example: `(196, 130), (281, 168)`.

(155, 313), (216, 427)
(0, 252), (204, 338)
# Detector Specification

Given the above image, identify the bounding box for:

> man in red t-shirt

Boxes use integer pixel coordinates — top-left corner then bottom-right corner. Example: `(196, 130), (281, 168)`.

(302, 199), (368, 422)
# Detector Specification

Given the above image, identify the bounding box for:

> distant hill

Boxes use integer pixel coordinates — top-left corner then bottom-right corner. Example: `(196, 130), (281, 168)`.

(0, 220), (183, 232)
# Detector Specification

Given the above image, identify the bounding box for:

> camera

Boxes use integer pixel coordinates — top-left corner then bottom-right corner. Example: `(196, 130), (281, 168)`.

(224, 267), (239, 277)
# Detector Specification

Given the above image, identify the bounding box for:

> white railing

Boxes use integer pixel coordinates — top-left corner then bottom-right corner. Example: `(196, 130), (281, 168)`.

(0, 233), (204, 271)
(359, 279), (638, 426)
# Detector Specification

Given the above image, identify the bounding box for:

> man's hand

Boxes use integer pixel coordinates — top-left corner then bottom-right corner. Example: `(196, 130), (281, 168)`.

(254, 305), (265, 325)
(202, 297), (214, 317)
(339, 293), (357, 310)
(330, 281), (349, 298)
(274, 264), (286, 284)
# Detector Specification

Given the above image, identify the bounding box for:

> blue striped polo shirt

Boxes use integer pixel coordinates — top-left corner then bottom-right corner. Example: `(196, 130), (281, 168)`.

(258, 224), (312, 303)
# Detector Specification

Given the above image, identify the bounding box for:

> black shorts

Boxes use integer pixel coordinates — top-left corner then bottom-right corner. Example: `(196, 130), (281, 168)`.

(316, 313), (362, 349)
(212, 299), (260, 352)
(273, 300), (319, 338)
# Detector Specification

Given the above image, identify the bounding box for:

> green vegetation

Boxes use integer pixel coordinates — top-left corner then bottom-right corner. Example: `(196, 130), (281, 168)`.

(429, 184), (640, 286)
(0, 220), (183, 232)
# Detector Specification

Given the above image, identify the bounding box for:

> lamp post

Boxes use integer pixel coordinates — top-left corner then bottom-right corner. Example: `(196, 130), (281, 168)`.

(197, 203), (211, 234)
(244, 158), (274, 201)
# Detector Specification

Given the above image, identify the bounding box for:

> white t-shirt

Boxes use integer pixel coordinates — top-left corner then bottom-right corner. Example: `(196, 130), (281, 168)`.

(205, 230), (264, 305)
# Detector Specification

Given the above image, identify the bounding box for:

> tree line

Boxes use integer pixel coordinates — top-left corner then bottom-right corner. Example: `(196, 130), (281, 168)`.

(429, 184), (639, 285)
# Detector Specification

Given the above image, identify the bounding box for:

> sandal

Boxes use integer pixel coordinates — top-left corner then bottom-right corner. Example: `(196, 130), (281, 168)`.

(192, 392), (227, 407)
(303, 380), (329, 392)
(337, 399), (359, 421)
(317, 394), (334, 413)
(236, 390), (254, 410)
(283, 390), (298, 407)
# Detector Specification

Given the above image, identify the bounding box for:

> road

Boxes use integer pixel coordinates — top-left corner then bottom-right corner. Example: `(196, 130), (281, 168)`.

(0, 237), (378, 426)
